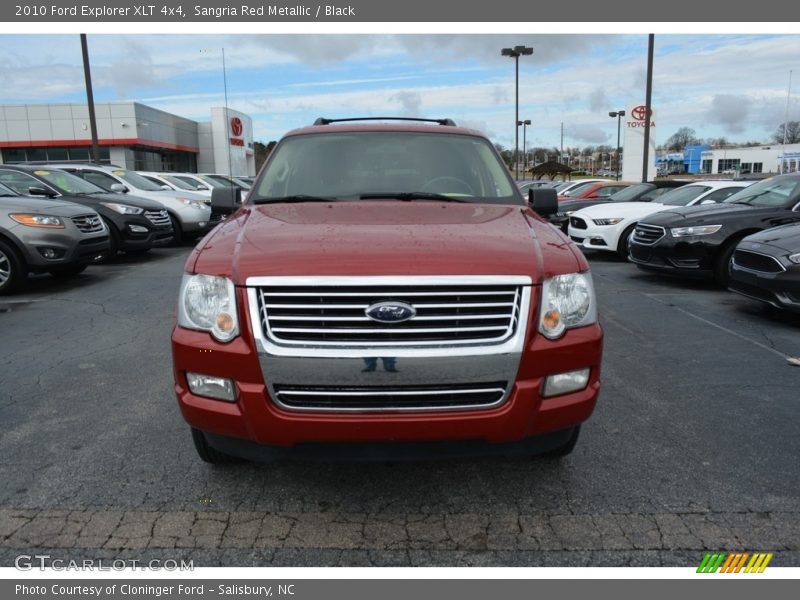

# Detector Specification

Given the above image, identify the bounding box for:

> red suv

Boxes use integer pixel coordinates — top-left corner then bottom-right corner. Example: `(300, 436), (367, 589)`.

(171, 118), (603, 462)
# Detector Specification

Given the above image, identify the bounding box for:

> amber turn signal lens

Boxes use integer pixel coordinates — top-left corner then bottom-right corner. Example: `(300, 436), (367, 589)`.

(542, 309), (561, 330)
(216, 313), (235, 332)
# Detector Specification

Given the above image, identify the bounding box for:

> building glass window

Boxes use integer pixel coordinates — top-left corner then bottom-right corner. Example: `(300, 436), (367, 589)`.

(753, 162), (763, 173)
(717, 159), (741, 173)
(701, 159), (712, 174)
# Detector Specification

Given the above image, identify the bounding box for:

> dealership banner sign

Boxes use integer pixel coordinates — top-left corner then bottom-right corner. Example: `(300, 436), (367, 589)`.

(4, 0), (800, 21)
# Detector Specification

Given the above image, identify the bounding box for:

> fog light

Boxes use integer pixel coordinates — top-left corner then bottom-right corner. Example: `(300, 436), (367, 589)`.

(37, 247), (61, 259)
(542, 368), (590, 398)
(186, 372), (236, 402)
(129, 225), (148, 233)
(199, 221), (207, 227)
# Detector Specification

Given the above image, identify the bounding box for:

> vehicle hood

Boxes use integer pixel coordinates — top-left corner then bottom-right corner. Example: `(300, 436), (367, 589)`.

(127, 189), (208, 204)
(640, 203), (765, 225)
(0, 196), (98, 216)
(741, 222), (800, 252)
(574, 201), (667, 220)
(73, 192), (167, 211)
(190, 201), (585, 285)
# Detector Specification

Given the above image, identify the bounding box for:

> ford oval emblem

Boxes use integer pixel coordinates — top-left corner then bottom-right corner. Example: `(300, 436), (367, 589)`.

(365, 301), (417, 323)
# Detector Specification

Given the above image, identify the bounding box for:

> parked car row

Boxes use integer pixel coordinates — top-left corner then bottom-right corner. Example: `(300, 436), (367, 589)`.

(0, 163), (250, 295)
(561, 173), (800, 313)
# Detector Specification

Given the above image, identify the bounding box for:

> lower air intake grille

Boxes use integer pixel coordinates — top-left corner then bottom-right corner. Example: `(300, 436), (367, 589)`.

(272, 382), (508, 412)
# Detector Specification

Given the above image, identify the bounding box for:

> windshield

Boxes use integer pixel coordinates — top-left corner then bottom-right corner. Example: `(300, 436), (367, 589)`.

(607, 183), (656, 202)
(32, 169), (107, 195)
(252, 131), (520, 204)
(722, 176), (800, 208)
(562, 181), (596, 197)
(160, 174), (198, 191)
(0, 181), (18, 196)
(657, 185), (711, 206)
(111, 169), (164, 191)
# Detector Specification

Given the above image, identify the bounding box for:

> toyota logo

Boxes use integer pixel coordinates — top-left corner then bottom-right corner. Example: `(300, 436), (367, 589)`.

(230, 117), (243, 136)
(365, 301), (417, 324)
(631, 106), (650, 121)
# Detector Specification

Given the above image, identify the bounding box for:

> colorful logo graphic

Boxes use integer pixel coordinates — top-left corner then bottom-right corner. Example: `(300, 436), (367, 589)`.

(230, 117), (243, 136)
(697, 552), (773, 573)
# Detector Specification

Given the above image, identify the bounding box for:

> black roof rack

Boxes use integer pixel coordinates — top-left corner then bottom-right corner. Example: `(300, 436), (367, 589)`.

(313, 117), (456, 127)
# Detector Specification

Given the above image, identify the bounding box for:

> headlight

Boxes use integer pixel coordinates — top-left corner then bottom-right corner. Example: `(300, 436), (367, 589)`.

(788, 253), (800, 265)
(9, 214), (64, 228)
(177, 198), (208, 210)
(99, 202), (144, 215)
(592, 218), (624, 226)
(538, 272), (597, 340)
(670, 224), (722, 237)
(177, 273), (239, 342)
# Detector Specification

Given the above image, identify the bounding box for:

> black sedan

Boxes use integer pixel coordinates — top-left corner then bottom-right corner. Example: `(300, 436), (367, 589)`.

(728, 223), (800, 313)
(549, 180), (687, 233)
(0, 165), (173, 256)
(629, 173), (800, 286)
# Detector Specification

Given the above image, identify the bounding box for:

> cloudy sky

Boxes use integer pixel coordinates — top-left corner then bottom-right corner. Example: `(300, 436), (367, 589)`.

(1, 33), (799, 150)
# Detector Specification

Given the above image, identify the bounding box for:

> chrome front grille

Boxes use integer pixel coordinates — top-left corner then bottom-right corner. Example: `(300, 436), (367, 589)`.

(71, 214), (104, 233)
(272, 382), (508, 412)
(733, 249), (786, 274)
(144, 209), (171, 227)
(633, 223), (666, 245)
(252, 276), (528, 347)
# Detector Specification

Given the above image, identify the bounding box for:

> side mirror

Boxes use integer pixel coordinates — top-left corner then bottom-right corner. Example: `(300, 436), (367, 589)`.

(700, 199), (716, 205)
(211, 186), (242, 218)
(196, 184), (210, 191)
(28, 186), (56, 198)
(110, 183), (128, 193)
(160, 184), (172, 191)
(528, 188), (558, 216)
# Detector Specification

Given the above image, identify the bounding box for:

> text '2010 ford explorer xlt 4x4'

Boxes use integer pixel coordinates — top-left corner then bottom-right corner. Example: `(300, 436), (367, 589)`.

(171, 118), (604, 463)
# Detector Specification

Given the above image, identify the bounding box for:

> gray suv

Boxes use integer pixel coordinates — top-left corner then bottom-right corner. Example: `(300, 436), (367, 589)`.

(0, 182), (109, 294)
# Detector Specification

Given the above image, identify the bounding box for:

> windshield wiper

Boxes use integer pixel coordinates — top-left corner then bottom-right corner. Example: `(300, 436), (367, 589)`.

(251, 195), (338, 204)
(359, 192), (469, 202)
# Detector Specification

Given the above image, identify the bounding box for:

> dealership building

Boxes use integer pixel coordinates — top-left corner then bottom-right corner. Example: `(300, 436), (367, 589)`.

(658, 142), (800, 176)
(0, 102), (255, 176)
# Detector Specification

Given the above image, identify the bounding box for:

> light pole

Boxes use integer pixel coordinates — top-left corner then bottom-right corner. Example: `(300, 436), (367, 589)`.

(502, 45), (533, 180)
(518, 119), (531, 176)
(608, 110), (625, 181)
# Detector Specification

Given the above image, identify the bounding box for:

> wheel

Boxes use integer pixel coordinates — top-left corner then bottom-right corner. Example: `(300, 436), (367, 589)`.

(0, 239), (26, 295)
(543, 426), (581, 458)
(168, 214), (183, 244)
(94, 217), (120, 262)
(714, 237), (743, 287)
(191, 428), (240, 464)
(616, 224), (637, 260)
(421, 176), (474, 195)
(49, 264), (88, 277)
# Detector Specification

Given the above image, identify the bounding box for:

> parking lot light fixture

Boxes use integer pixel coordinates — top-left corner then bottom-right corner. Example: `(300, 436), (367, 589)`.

(502, 45), (534, 180)
(518, 120), (532, 175)
(609, 110), (625, 181)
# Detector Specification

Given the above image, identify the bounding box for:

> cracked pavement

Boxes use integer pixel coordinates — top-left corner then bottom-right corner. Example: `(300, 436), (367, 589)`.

(0, 247), (798, 566)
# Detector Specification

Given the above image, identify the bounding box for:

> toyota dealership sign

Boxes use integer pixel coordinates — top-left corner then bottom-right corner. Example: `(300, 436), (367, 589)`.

(622, 103), (656, 181)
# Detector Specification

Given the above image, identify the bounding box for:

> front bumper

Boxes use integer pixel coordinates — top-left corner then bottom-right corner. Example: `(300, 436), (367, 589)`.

(173, 204), (213, 234)
(628, 236), (718, 278)
(567, 221), (618, 252)
(171, 287), (603, 452)
(729, 259), (800, 313)
(18, 230), (110, 270)
(118, 222), (174, 250)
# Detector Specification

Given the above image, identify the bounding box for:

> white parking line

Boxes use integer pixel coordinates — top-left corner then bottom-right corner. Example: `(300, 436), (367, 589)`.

(644, 293), (792, 361)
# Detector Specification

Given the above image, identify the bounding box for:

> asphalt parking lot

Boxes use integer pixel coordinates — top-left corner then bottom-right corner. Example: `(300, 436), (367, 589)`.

(0, 245), (798, 567)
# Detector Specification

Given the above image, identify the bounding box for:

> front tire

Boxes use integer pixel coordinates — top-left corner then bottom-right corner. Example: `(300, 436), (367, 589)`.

(714, 237), (743, 287)
(543, 426), (581, 458)
(616, 224), (636, 260)
(169, 214), (183, 244)
(191, 428), (240, 464)
(0, 239), (26, 295)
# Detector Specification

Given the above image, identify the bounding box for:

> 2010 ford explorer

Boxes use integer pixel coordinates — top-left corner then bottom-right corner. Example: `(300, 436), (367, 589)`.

(171, 118), (604, 463)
